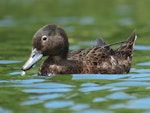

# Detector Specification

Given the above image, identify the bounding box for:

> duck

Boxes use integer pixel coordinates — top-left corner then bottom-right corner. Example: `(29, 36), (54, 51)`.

(22, 24), (137, 76)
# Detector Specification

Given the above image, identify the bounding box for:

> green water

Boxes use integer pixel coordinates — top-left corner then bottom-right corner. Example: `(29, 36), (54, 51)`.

(0, 0), (150, 113)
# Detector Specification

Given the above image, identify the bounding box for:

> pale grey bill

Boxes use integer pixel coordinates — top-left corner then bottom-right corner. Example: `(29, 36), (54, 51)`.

(22, 48), (43, 71)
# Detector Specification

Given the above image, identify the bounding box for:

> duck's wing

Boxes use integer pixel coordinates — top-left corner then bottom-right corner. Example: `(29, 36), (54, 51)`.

(68, 46), (113, 62)
(69, 38), (108, 58)
(68, 49), (84, 58)
(68, 46), (116, 73)
(96, 38), (107, 47)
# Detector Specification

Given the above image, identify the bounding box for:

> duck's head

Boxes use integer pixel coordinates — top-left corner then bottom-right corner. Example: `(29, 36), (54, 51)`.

(22, 24), (69, 71)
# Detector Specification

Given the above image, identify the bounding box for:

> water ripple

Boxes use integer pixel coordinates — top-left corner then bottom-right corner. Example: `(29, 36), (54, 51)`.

(105, 81), (150, 87)
(44, 100), (74, 108)
(137, 62), (150, 66)
(116, 5), (132, 16)
(52, 16), (95, 25)
(70, 103), (90, 111)
(74, 109), (113, 113)
(12, 80), (74, 89)
(110, 98), (150, 109)
(0, 107), (12, 113)
(0, 16), (16, 27)
(135, 45), (150, 51)
(23, 88), (72, 93)
(72, 74), (129, 80)
(21, 93), (64, 106)
(0, 60), (22, 64)
(72, 74), (150, 81)
(118, 18), (133, 26)
(93, 97), (106, 102)
(79, 85), (110, 93)
(106, 92), (136, 100)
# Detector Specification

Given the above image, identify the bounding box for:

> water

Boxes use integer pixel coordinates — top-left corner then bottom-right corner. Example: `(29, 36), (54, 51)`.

(0, 0), (150, 113)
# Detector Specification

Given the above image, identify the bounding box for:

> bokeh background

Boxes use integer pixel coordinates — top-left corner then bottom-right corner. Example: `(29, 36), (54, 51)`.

(0, 0), (150, 113)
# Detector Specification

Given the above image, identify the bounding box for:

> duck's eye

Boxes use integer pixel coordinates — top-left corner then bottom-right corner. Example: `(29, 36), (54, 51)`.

(42, 35), (47, 41)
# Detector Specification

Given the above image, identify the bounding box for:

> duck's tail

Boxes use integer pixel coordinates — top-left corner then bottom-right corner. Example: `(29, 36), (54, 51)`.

(116, 31), (137, 58)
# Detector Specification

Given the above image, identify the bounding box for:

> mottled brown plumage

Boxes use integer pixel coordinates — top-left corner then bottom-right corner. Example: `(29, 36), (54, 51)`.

(22, 24), (137, 76)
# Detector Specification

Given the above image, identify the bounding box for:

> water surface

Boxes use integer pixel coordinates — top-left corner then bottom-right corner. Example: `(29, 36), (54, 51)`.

(0, 0), (150, 113)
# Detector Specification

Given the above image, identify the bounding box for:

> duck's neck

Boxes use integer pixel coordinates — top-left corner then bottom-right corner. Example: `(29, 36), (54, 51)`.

(52, 56), (64, 61)
(45, 55), (67, 64)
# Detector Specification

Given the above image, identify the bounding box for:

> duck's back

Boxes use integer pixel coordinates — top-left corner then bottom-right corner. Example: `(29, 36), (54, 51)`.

(68, 32), (136, 74)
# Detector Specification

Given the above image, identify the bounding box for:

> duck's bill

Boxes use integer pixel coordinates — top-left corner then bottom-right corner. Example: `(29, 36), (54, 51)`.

(22, 48), (43, 71)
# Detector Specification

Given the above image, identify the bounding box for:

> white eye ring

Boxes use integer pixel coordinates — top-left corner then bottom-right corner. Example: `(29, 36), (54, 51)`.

(42, 35), (47, 42)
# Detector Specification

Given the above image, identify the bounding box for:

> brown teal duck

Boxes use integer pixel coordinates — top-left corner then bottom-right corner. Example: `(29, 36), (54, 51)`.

(22, 24), (137, 76)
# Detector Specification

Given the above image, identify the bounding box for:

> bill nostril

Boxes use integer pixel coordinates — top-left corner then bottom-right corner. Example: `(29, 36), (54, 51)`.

(32, 54), (35, 58)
